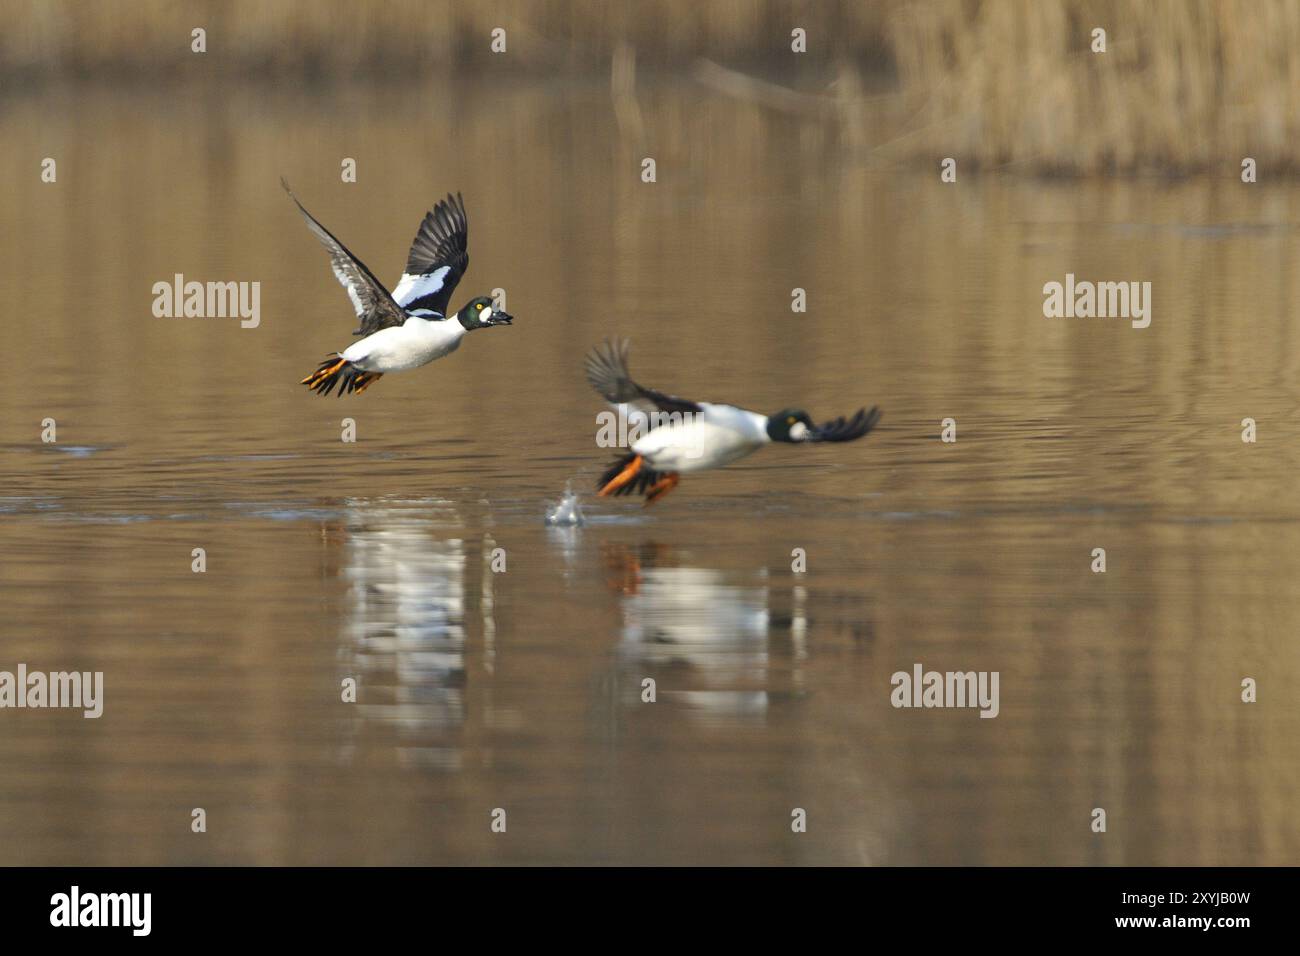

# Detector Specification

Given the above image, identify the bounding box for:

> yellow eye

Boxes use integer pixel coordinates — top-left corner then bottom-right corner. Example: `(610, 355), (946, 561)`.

(476, 303), (484, 311)
(787, 416), (796, 424)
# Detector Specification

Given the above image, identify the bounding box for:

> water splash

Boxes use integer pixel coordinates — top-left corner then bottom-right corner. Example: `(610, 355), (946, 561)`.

(544, 482), (584, 527)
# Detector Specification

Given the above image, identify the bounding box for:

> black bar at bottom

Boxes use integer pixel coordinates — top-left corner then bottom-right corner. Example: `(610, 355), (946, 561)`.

(0, 866), (1276, 941)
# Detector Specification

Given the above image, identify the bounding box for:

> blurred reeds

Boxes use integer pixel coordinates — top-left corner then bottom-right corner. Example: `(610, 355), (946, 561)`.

(2, 0), (1298, 175)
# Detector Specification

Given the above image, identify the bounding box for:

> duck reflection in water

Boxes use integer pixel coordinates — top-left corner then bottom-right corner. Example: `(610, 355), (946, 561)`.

(601, 541), (802, 723)
(334, 502), (488, 770)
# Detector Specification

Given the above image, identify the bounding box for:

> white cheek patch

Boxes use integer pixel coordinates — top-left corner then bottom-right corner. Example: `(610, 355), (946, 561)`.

(790, 422), (809, 441)
(480, 307), (493, 321)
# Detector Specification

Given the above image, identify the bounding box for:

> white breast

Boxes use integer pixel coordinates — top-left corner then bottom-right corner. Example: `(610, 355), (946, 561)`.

(631, 403), (769, 473)
(342, 317), (465, 372)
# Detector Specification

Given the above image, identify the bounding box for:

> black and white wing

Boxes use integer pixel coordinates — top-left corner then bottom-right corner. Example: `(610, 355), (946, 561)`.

(585, 340), (702, 431)
(282, 179), (407, 337)
(392, 193), (469, 317)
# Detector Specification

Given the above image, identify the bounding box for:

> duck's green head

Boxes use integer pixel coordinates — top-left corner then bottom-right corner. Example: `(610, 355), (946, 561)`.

(457, 296), (513, 330)
(766, 409), (814, 443)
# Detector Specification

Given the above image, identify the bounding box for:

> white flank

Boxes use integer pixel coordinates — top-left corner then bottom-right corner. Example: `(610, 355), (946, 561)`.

(631, 403), (770, 473)
(342, 316), (466, 372)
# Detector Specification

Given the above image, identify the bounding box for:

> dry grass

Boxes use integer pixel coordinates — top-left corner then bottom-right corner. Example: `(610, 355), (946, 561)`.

(884, 0), (1300, 174)
(2, 0), (1298, 174)
(0, 0), (893, 77)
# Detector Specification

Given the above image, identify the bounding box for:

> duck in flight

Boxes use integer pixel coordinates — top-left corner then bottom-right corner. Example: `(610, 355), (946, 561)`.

(283, 180), (513, 396)
(586, 339), (882, 504)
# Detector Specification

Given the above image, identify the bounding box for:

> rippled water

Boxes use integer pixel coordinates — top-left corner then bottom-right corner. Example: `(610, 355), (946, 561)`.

(0, 80), (1297, 865)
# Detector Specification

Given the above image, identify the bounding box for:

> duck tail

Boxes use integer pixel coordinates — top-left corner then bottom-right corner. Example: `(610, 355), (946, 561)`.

(300, 355), (384, 396)
(596, 453), (680, 504)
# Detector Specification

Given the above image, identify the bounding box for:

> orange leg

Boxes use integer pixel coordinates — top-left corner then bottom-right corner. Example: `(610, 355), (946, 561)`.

(353, 372), (383, 394)
(302, 357), (346, 389)
(644, 472), (680, 505)
(598, 455), (643, 497)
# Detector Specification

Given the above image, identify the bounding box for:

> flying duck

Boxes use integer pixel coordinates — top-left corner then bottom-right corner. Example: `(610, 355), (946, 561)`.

(283, 180), (513, 396)
(586, 339), (882, 504)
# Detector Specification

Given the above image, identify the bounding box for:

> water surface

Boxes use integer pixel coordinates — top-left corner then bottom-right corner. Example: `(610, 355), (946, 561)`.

(0, 80), (1297, 865)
